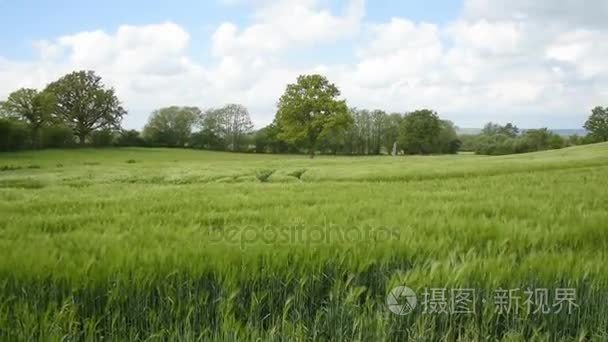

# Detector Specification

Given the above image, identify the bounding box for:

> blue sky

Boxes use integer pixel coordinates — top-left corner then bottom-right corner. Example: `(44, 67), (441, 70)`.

(0, 0), (461, 60)
(1, 0), (241, 58)
(0, 0), (605, 129)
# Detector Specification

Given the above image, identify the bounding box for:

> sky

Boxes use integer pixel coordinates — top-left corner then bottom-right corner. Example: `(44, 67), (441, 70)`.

(1, 0), (607, 129)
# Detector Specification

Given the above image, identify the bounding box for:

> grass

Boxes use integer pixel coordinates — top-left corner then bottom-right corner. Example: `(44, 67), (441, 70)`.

(255, 169), (275, 182)
(0, 144), (607, 340)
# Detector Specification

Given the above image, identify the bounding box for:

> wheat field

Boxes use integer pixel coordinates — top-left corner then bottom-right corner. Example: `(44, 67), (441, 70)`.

(1, 144), (607, 340)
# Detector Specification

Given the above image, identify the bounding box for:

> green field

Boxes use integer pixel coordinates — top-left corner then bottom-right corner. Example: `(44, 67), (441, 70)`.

(1, 144), (608, 340)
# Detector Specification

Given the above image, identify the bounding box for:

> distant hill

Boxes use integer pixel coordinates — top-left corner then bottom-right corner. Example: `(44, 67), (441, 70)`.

(457, 128), (587, 136)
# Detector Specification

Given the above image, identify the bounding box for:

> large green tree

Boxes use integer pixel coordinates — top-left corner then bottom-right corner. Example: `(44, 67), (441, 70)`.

(143, 106), (200, 147)
(398, 109), (441, 154)
(46, 70), (126, 145)
(275, 74), (351, 158)
(1, 88), (55, 148)
(584, 106), (608, 142)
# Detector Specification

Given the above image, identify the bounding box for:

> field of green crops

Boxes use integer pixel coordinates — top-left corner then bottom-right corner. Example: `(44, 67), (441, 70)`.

(1, 144), (608, 340)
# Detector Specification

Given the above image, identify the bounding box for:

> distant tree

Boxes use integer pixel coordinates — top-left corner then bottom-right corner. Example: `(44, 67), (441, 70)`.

(584, 106), (608, 142)
(370, 109), (388, 154)
(472, 134), (514, 155)
(549, 134), (566, 149)
(0, 118), (30, 151)
(522, 128), (550, 151)
(41, 124), (74, 148)
(567, 134), (582, 146)
(191, 108), (226, 150)
(581, 134), (597, 145)
(383, 113), (403, 155)
(436, 120), (461, 154)
(116, 129), (144, 147)
(45, 70), (126, 145)
(501, 123), (520, 137)
(220, 104), (254, 151)
(190, 105), (254, 151)
(472, 126), (566, 156)
(350, 108), (372, 154)
(398, 109), (441, 154)
(91, 129), (115, 147)
(458, 134), (479, 152)
(275, 74), (352, 158)
(482, 122), (519, 137)
(254, 122), (292, 153)
(343, 108), (389, 155)
(1, 88), (55, 148)
(320, 124), (349, 155)
(472, 122), (529, 155)
(253, 127), (271, 153)
(143, 106), (200, 147)
(254, 125), (285, 153)
(481, 122), (501, 135)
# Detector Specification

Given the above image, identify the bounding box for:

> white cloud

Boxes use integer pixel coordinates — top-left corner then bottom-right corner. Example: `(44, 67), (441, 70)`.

(546, 29), (608, 80)
(348, 19), (442, 88)
(212, 0), (364, 57)
(1, 0), (607, 129)
(329, 3), (607, 127)
(463, 0), (608, 28)
(447, 20), (523, 55)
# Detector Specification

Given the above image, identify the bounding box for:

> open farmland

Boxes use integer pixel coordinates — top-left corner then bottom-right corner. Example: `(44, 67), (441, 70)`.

(1, 144), (608, 340)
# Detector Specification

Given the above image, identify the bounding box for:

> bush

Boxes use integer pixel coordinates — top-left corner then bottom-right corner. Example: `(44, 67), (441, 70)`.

(567, 135), (582, 146)
(190, 130), (225, 150)
(0, 118), (30, 151)
(582, 134), (602, 145)
(1, 165), (22, 171)
(116, 130), (145, 147)
(41, 125), (74, 148)
(458, 134), (479, 152)
(548, 134), (565, 149)
(91, 130), (115, 147)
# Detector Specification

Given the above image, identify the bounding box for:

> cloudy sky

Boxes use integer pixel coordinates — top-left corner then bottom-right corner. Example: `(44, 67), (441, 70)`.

(1, 0), (607, 129)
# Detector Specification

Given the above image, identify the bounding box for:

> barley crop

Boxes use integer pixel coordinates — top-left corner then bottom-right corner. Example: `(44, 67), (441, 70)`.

(0, 144), (607, 340)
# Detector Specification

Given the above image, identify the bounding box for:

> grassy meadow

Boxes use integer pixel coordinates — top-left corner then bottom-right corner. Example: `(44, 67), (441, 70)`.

(1, 144), (608, 340)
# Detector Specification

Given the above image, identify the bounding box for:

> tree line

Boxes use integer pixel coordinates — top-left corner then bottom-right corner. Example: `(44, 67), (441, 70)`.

(459, 116), (606, 155)
(2, 71), (607, 155)
(128, 75), (463, 157)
